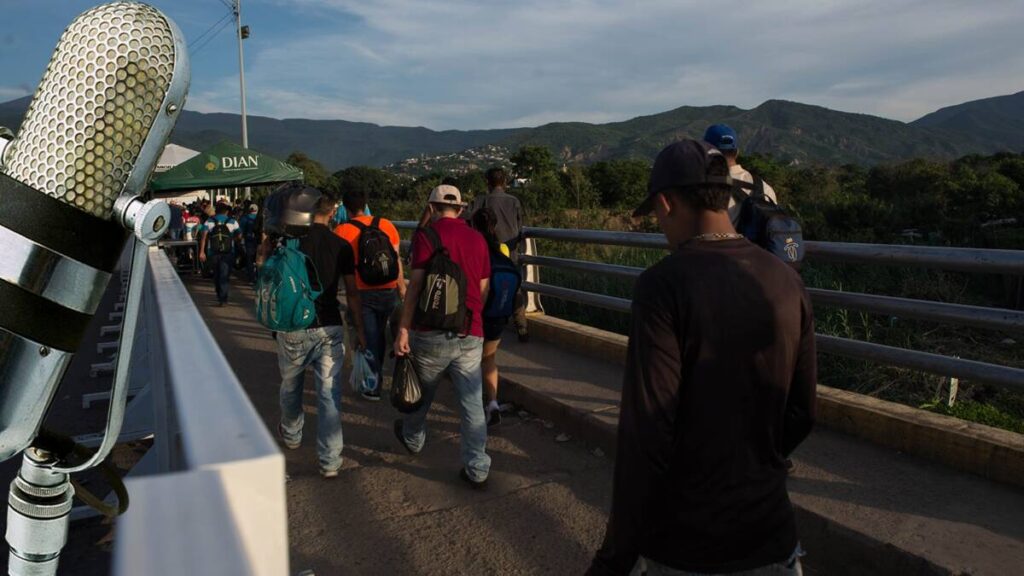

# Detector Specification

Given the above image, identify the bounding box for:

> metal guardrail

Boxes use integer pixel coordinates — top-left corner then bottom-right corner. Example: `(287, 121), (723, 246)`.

(522, 227), (1024, 275)
(395, 221), (1024, 391)
(517, 255), (1024, 333)
(113, 248), (288, 576)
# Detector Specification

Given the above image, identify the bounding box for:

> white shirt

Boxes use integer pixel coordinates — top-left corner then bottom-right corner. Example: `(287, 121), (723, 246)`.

(728, 164), (778, 225)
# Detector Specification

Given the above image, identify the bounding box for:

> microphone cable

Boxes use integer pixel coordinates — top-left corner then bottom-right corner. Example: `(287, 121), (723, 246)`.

(32, 428), (130, 519)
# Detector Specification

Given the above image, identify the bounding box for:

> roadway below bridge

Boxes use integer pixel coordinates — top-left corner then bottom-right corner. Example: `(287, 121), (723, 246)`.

(185, 272), (1021, 576)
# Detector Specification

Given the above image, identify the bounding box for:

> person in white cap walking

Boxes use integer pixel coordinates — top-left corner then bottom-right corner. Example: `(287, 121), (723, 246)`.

(393, 184), (493, 489)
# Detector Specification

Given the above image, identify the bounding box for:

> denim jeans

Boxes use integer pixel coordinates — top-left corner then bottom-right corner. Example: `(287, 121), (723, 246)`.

(643, 546), (804, 576)
(358, 288), (399, 387)
(244, 239), (258, 283)
(400, 331), (490, 481)
(211, 252), (233, 303)
(277, 325), (346, 471)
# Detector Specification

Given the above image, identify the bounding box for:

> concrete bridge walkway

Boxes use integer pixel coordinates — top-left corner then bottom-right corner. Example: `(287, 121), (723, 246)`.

(186, 273), (1023, 576)
(185, 276), (613, 575)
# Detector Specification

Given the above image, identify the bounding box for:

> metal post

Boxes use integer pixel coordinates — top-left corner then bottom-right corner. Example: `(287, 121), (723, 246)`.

(234, 0), (250, 200)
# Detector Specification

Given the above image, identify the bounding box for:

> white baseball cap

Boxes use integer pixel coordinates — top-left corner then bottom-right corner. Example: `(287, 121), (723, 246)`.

(427, 184), (466, 207)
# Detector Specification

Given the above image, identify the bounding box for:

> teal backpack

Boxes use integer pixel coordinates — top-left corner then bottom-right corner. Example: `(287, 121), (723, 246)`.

(255, 238), (322, 332)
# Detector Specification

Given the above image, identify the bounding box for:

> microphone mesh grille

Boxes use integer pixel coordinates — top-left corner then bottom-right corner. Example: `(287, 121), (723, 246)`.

(3, 2), (175, 219)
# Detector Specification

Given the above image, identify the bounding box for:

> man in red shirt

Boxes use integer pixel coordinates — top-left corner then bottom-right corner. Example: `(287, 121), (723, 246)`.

(393, 184), (492, 489)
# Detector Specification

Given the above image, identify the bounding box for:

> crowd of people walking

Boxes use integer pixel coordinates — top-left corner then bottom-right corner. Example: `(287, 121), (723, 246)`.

(183, 124), (816, 575)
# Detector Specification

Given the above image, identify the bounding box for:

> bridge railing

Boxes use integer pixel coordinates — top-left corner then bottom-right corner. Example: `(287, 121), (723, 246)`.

(112, 248), (288, 576)
(396, 222), (1024, 392)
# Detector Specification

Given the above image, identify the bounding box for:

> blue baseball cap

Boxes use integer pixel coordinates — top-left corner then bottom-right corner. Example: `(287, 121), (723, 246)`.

(703, 124), (738, 151)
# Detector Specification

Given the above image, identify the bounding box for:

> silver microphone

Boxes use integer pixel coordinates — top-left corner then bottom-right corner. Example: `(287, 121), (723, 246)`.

(0, 1), (189, 463)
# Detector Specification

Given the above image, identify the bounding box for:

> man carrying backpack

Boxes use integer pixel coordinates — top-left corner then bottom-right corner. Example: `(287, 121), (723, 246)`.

(393, 184), (493, 489)
(704, 124), (804, 268)
(199, 202), (243, 306)
(334, 186), (406, 401)
(703, 124), (779, 226)
(261, 185), (366, 479)
(468, 167), (530, 342)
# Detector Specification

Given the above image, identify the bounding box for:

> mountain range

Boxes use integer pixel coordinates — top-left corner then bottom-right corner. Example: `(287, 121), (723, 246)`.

(1, 91), (1021, 171)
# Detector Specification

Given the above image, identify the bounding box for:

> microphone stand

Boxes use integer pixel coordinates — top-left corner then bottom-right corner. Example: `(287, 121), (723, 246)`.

(5, 197), (170, 576)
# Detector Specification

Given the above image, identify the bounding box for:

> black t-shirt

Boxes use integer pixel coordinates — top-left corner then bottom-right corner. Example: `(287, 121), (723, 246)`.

(590, 238), (817, 575)
(298, 223), (355, 328)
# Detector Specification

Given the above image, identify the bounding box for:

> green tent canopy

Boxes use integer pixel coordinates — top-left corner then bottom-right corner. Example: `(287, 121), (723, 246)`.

(149, 140), (304, 193)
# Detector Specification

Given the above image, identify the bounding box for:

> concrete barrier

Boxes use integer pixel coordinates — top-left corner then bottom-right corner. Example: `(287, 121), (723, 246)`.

(522, 313), (1024, 489)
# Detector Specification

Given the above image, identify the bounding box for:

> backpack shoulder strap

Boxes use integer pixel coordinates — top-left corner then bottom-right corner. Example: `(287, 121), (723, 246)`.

(370, 216), (381, 229)
(285, 238), (323, 296)
(349, 219), (368, 231)
(731, 180), (751, 206)
(751, 177), (767, 200)
(421, 226), (443, 253)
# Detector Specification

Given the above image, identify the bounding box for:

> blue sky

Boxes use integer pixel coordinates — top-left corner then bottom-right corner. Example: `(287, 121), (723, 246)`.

(2, 0), (1022, 130)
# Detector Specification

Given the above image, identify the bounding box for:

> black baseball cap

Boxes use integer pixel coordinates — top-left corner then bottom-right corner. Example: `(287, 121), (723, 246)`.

(633, 139), (733, 217)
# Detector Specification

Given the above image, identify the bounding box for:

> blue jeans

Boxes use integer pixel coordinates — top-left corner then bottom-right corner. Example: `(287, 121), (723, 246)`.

(359, 288), (399, 387)
(277, 325), (346, 471)
(400, 331), (490, 481)
(211, 252), (233, 303)
(244, 239), (258, 283)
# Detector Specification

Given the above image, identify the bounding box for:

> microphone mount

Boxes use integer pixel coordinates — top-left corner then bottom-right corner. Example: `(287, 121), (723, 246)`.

(6, 197), (170, 576)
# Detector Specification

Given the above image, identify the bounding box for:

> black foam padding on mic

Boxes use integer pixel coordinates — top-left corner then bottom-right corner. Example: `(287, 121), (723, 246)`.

(0, 173), (129, 272)
(0, 280), (92, 351)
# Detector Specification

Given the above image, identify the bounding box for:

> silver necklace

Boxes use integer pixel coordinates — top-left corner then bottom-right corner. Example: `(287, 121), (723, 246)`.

(692, 232), (744, 242)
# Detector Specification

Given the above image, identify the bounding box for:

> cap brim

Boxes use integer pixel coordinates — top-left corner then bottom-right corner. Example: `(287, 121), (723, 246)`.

(632, 194), (655, 218)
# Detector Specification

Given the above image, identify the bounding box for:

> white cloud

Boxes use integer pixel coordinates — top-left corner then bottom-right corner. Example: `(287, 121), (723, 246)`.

(194, 0), (1024, 128)
(0, 86), (31, 101)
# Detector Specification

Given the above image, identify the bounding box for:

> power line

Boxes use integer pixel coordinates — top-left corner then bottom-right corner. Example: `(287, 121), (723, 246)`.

(218, 0), (237, 13)
(189, 10), (233, 50)
(191, 16), (234, 56)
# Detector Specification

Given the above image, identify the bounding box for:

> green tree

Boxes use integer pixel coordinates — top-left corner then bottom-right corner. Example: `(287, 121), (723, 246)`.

(517, 171), (567, 212)
(997, 157), (1024, 190)
(286, 151), (332, 191)
(559, 165), (598, 209)
(453, 170), (488, 204)
(334, 166), (399, 205)
(866, 159), (952, 235)
(586, 159), (649, 209)
(510, 145), (557, 179)
(741, 154), (789, 190)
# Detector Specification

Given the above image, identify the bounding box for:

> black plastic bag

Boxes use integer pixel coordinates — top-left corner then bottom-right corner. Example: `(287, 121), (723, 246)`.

(391, 354), (423, 414)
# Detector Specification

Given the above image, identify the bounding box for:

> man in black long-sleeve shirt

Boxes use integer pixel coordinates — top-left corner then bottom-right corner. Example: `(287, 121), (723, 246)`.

(588, 140), (817, 576)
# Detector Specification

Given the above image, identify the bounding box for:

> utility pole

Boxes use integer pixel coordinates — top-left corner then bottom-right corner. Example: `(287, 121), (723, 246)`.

(234, 0), (250, 199)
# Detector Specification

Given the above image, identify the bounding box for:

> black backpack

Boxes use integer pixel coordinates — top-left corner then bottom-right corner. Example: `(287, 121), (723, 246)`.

(350, 217), (400, 286)
(414, 227), (468, 334)
(208, 221), (234, 255)
(733, 178), (805, 269)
